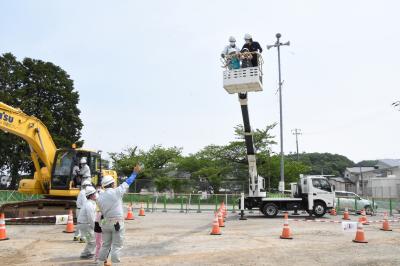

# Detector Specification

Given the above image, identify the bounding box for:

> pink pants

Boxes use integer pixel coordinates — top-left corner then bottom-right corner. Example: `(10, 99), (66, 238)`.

(95, 232), (103, 259)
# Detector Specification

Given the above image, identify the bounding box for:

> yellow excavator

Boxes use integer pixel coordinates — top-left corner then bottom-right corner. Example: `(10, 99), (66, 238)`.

(0, 101), (117, 220)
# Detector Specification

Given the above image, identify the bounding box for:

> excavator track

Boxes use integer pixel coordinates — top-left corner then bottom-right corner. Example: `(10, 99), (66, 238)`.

(0, 198), (76, 225)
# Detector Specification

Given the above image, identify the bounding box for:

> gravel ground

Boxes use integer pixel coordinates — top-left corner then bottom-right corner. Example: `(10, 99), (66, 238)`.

(1, 210), (399, 266)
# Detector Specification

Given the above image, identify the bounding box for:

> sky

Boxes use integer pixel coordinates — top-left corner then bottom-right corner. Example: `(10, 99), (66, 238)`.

(0, 0), (399, 163)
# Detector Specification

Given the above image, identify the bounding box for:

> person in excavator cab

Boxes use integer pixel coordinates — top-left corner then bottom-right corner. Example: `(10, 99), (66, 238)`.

(79, 157), (91, 184)
(241, 33), (262, 67)
(74, 179), (93, 242)
(221, 36), (240, 70)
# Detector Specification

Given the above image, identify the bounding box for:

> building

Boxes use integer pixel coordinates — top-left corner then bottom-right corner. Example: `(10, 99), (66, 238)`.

(343, 159), (400, 197)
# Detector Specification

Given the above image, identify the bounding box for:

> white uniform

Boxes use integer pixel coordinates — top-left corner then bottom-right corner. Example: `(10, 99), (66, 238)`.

(78, 199), (97, 257)
(97, 182), (129, 264)
(80, 164), (91, 183)
(74, 189), (88, 238)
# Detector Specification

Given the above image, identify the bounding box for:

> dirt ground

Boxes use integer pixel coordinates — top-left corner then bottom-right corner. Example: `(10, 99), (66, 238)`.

(1, 210), (400, 266)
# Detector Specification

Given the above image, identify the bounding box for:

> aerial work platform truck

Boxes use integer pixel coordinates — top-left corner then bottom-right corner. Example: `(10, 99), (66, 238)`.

(222, 54), (335, 217)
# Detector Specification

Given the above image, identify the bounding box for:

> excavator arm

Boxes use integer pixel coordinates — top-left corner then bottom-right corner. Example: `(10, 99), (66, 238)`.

(0, 102), (57, 194)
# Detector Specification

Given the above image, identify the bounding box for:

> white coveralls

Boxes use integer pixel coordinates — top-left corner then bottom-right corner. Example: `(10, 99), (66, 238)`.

(74, 189), (87, 238)
(97, 182), (129, 264)
(78, 198), (97, 257)
(80, 164), (92, 184)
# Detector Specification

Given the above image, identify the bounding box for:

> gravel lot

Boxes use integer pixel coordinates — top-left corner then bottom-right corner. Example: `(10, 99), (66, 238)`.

(1, 210), (399, 266)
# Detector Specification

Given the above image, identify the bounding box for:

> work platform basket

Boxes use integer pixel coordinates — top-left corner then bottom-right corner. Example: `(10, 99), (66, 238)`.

(223, 67), (263, 94)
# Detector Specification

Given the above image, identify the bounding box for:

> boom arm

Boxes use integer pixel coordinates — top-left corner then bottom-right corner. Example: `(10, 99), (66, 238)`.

(238, 93), (266, 198)
(0, 102), (57, 192)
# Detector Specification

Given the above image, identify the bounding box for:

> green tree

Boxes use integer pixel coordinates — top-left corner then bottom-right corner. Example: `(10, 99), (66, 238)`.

(0, 53), (83, 188)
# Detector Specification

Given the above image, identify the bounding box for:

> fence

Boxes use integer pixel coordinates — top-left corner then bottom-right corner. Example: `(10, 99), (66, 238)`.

(0, 190), (42, 205)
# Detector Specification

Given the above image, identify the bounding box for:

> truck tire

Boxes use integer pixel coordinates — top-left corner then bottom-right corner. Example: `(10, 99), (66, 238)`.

(313, 201), (326, 217)
(263, 203), (279, 218)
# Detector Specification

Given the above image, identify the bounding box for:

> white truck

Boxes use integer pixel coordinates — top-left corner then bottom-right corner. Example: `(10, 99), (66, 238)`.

(223, 53), (335, 218)
(246, 175), (336, 218)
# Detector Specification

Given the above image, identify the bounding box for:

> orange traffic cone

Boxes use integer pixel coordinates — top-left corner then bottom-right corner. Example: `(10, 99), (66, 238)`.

(210, 214), (222, 235)
(330, 208), (337, 216)
(138, 202), (146, 216)
(352, 222), (368, 243)
(0, 213), (9, 241)
(280, 216), (292, 239)
(343, 208), (350, 220)
(218, 211), (225, 227)
(380, 212), (392, 232)
(63, 209), (75, 233)
(125, 203), (135, 220)
(361, 209), (369, 225)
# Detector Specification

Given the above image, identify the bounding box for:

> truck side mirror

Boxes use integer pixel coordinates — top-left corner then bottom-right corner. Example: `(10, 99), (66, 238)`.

(332, 185), (335, 191)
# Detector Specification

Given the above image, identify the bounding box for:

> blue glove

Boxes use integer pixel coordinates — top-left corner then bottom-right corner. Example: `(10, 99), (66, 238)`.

(125, 172), (137, 185)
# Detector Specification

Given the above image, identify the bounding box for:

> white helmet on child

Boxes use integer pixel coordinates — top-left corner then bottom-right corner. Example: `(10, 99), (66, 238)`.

(101, 175), (115, 187)
(85, 186), (96, 197)
(80, 157), (87, 164)
(244, 33), (252, 40)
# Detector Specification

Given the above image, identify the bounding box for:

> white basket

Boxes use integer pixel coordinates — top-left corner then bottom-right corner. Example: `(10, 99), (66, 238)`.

(223, 67), (263, 94)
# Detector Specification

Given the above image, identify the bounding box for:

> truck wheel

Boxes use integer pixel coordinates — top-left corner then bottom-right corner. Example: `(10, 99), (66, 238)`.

(313, 201), (326, 217)
(263, 203), (279, 218)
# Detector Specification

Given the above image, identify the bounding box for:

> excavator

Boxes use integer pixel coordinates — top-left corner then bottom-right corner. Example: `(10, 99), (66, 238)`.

(0, 101), (118, 220)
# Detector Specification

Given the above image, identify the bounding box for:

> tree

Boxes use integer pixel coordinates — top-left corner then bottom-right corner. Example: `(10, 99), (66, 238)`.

(0, 53), (83, 188)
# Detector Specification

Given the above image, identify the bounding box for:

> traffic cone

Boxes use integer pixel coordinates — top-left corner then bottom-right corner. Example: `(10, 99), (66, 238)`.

(361, 209), (369, 225)
(330, 208), (337, 216)
(280, 213), (293, 239)
(210, 214), (222, 235)
(380, 212), (392, 231)
(138, 202), (146, 216)
(343, 208), (350, 220)
(125, 203), (135, 220)
(218, 211), (225, 227)
(352, 222), (368, 243)
(0, 213), (9, 241)
(63, 209), (75, 233)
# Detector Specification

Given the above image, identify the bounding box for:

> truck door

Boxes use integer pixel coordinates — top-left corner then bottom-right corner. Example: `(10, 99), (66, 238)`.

(311, 178), (335, 209)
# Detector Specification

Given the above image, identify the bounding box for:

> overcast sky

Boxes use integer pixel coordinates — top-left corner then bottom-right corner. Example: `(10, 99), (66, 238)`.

(1, 0), (399, 163)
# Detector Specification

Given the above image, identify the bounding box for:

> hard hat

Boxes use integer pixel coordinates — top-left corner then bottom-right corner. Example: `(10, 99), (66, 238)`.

(229, 36), (236, 42)
(101, 175), (115, 187)
(244, 33), (252, 40)
(82, 180), (92, 187)
(80, 157), (87, 164)
(227, 48), (238, 54)
(85, 186), (96, 197)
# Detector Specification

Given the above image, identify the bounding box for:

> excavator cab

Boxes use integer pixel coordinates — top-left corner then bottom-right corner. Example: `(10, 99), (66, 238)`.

(51, 149), (102, 191)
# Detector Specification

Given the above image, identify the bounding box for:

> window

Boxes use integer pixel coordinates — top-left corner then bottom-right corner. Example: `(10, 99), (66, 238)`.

(312, 178), (332, 192)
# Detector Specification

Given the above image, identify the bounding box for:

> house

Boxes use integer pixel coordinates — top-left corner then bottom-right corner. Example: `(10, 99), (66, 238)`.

(343, 159), (400, 197)
(326, 176), (355, 192)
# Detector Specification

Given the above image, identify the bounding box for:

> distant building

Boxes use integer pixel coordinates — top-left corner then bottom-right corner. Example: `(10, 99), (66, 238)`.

(343, 159), (400, 198)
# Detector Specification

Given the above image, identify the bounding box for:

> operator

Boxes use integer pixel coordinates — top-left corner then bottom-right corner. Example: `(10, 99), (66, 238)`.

(79, 157), (92, 184)
(96, 164), (141, 265)
(221, 36), (239, 59)
(241, 33), (262, 67)
(74, 179), (93, 242)
(78, 186), (98, 259)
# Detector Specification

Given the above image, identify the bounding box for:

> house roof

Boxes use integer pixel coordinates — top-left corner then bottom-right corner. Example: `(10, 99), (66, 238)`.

(345, 167), (375, 173)
(327, 176), (353, 183)
(376, 159), (400, 168)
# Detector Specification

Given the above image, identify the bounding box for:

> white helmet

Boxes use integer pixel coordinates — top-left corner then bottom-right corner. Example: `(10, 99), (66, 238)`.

(229, 36), (236, 42)
(244, 33), (252, 40)
(81, 180), (92, 187)
(80, 157), (87, 164)
(85, 186), (96, 197)
(101, 175), (115, 187)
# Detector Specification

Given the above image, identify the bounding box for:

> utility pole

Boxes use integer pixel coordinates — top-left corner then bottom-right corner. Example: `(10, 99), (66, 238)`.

(267, 33), (290, 192)
(291, 128), (302, 160)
